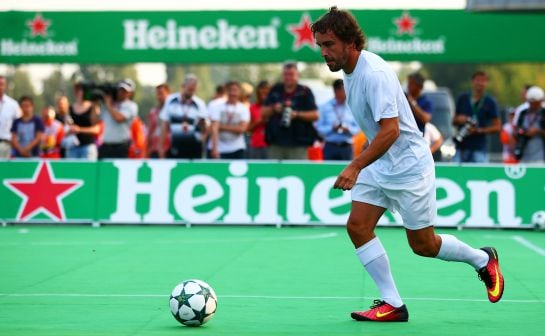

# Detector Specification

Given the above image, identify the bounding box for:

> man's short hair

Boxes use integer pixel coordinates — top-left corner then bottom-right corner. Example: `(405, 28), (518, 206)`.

(215, 84), (225, 95)
(333, 79), (344, 91)
(408, 72), (426, 87)
(311, 6), (366, 51)
(471, 70), (487, 79)
(18, 95), (33, 105)
(156, 83), (170, 92)
(256, 80), (270, 90)
(183, 74), (198, 86)
(283, 61), (298, 71)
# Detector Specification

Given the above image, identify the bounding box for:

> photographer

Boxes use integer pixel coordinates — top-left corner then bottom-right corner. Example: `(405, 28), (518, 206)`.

(514, 86), (545, 163)
(452, 71), (500, 163)
(261, 62), (319, 160)
(99, 79), (138, 159)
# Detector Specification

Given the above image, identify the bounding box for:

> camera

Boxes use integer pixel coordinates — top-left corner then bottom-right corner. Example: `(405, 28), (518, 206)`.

(513, 128), (528, 160)
(281, 106), (293, 128)
(454, 117), (476, 143)
(80, 81), (118, 102)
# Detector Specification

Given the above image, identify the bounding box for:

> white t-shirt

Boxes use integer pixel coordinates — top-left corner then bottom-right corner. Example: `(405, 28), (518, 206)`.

(343, 51), (433, 183)
(208, 102), (250, 153)
(0, 94), (21, 140)
(424, 123), (442, 146)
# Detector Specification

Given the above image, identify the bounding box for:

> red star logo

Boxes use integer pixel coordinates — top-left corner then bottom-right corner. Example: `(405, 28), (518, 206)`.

(26, 13), (51, 37)
(4, 162), (82, 221)
(394, 11), (418, 35)
(287, 13), (316, 50)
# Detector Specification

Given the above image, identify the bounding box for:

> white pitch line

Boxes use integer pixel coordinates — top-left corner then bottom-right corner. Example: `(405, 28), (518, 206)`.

(511, 235), (545, 257)
(0, 293), (542, 304)
(0, 232), (339, 247)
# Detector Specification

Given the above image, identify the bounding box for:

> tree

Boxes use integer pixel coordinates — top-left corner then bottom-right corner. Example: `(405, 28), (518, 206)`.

(42, 66), (71, 108)
(6, 66), (43, 109)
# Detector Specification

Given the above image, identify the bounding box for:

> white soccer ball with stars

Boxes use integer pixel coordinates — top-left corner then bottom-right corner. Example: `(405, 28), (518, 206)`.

(531, 210), (545, 230)
(169, 279), (218, 327)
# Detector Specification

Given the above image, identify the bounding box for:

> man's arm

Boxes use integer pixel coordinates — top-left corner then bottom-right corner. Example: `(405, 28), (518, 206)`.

(219, 121), (249, 134)
(293, 109), (319, 122)
(475, 117), (501, 135)
(158, 120), (169, 158)
(210, 120), (220, 159)
(408, 98), (432, 125)
(334, 117), (400, 190)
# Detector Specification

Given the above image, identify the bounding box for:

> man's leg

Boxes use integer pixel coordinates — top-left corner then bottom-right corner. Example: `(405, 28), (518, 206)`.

(399, 171), (504, 303)
(348, 200), (408, 321)
(406, 227), (504, 302)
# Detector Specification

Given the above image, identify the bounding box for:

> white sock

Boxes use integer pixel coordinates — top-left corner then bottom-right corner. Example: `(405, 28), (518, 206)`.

(356, 237), (404, 308)
(436, 234), (489, 270)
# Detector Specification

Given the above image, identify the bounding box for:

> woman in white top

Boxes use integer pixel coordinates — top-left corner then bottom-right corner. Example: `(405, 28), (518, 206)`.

(209, 81), (250, 159)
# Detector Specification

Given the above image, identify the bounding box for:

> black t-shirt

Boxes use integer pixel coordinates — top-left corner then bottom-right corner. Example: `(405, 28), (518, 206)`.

(264, 83), (318, 146)
(70, 105), (97, 146)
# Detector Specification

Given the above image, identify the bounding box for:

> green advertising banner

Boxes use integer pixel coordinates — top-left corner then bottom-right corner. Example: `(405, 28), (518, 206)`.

(1, 160), (544, 228)
(0, 10), (544, 64)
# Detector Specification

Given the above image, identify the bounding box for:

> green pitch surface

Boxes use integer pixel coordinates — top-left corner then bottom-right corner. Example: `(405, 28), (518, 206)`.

(1, 225), (544, 336)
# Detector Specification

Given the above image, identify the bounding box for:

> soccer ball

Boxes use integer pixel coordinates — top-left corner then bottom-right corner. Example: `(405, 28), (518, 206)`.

(531, 211), (545, 230)
(169, 279), (217, 327)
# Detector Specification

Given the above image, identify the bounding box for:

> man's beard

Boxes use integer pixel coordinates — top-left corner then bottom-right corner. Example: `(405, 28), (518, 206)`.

(327, 62), (343, 72)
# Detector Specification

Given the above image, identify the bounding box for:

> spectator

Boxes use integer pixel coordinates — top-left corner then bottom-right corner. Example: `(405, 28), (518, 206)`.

(316, 79), (359, 160)
(423, 122), (443, 161)
(10, 96), (44, 158)
(452, 71), (500, 163)
(65, 82), (100, 160)
(55, 95), (70, 157)
(55, 95), (70, 124)
(406, 72), (432, 134)
(513, 84), (533, 126)
(159, 74), (208, 159)
(248, 80), (271, 159)
(40, 106), (64, 159)
(146, 83), (170, 158)
(514, 86), (545, 163)
(500, 109), (518, 163)
(209, 81), (250, 159)
(99, 79), (138, 159)
(0, 75), (21, 159)
(261, 62), (319, 160)
(240, 82), (254, 108)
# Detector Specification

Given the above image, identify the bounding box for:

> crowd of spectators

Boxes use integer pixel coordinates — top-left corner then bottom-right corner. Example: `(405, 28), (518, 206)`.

(0, 67), (544, 163)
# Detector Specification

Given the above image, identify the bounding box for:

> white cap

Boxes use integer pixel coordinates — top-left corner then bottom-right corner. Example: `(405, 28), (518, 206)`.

(117, 79), (135, 92)
(526, 86), (544, 102)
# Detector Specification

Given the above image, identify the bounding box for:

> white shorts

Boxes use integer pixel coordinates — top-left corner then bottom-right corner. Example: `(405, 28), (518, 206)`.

(351, 169), (437, 230)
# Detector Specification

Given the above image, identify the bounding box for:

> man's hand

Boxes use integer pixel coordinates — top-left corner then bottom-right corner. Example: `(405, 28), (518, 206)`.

(333, 163), (361, 191)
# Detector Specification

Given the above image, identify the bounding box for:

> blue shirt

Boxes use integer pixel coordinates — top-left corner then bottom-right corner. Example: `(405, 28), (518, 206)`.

(10, 116), (44, 157)
(455, 92), (499, 151)
(415, 95), (432, 134)
(316, 98), (359, 144)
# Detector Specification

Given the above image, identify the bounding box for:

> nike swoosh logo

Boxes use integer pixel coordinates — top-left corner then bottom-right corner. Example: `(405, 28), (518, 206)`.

(489, 265), (501, 297)
(376, 309), (396, 318)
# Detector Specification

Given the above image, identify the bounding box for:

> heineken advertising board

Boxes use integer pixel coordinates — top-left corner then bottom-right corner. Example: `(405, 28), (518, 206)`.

(0, 10), (544, 63)
(0, 160), (543, 228)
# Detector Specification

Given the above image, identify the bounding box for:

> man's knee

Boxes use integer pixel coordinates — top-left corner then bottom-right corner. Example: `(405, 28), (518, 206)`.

(346, 218), (373, 248)
(409, 240), (440, 257)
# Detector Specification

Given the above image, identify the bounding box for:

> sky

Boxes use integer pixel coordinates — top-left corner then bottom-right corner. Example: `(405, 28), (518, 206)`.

(0, 1), (466, 92)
